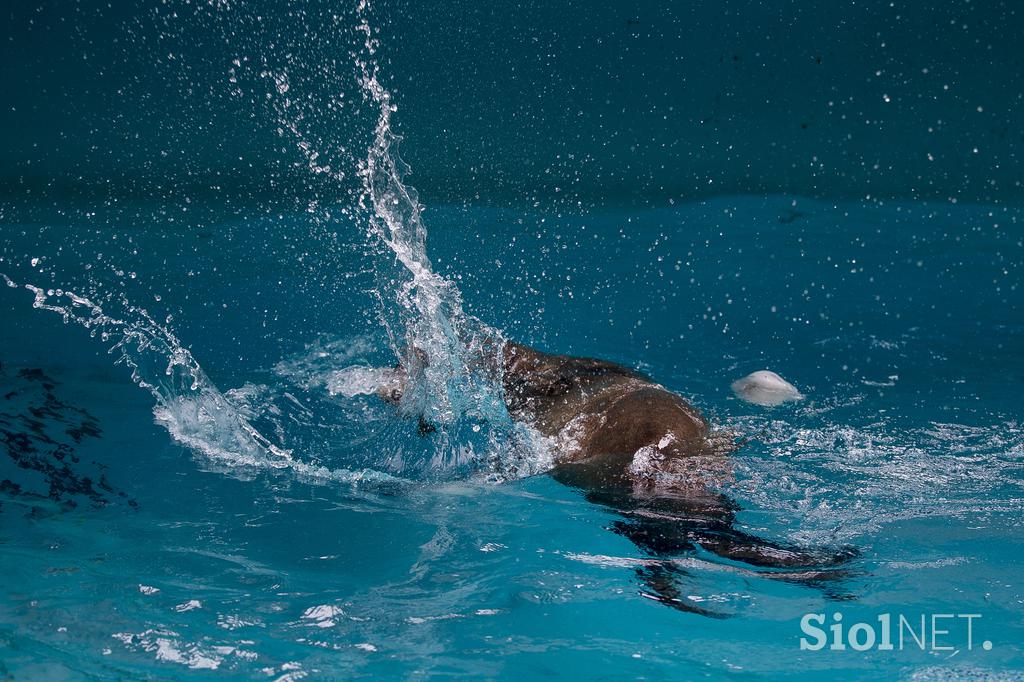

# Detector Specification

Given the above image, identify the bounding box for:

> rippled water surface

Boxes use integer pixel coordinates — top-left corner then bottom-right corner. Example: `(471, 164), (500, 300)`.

(2, 196), (1022, 679)
(2, 0), (1024, 677)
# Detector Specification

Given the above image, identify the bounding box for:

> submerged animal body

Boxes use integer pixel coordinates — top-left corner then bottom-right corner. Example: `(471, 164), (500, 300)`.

(388, 340), (856, 614)
(497, 342), (856, 614)
(500, 342), (714, 486)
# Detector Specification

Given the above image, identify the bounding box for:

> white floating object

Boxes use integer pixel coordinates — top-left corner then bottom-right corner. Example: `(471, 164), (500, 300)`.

(731, 370), (804, 406)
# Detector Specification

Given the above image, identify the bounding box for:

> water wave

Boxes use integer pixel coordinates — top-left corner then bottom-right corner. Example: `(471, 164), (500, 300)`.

(726, 412), (1024, 542)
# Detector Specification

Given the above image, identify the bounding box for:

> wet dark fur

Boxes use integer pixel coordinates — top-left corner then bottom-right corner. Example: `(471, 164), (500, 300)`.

(499, 342), (858, 615)
(391, 341), (858, 615)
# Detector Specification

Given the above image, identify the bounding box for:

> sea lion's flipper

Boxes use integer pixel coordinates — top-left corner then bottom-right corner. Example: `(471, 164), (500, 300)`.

(634, 563), (730, 619)
(605, 495), (860, 603)
(766, 566), (861, 601)
(691, 528), (859, 570)
(690, 529), (861, 599)
(619, 520), (860, 605)
(610, 518), (698, 556)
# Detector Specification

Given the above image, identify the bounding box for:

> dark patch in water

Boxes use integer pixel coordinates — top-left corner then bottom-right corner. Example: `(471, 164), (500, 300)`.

(0, 364), (136, 514)
(416, 416), (437, 436)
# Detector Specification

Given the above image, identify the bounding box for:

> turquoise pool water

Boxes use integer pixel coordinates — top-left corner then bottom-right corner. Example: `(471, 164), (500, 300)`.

(3, 0), (1024, 677)
(1, 196), (1022, 679)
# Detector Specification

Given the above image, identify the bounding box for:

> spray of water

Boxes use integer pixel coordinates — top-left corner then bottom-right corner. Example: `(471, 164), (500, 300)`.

(0, 0), (535, 482)
(351, 2), (511, 442)
(0, 271), (396, 486)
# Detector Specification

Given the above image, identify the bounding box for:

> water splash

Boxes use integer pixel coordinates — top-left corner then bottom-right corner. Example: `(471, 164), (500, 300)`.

(0, 0), (536, 482)
(288, 0), (527, 473)
(199, 0), (518, 462)
(353, 2), (507, 430)
(724, 412), (1024, 543)
(3, 276), (394, 486)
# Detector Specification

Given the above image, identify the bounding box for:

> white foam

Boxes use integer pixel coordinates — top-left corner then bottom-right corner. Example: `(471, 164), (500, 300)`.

(111, 629), (250, 671)
(301, 604), (344, 628)
(726, 414), (1024, 543)
(6, 276), (409, 488)
(327, 365), (401, 398)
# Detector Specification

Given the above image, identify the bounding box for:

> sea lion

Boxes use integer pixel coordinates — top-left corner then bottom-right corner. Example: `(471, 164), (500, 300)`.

(385, 340), (856, 615)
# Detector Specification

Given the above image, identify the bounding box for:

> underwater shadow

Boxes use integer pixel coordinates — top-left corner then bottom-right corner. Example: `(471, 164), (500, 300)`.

(554, 474), (861, 618)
